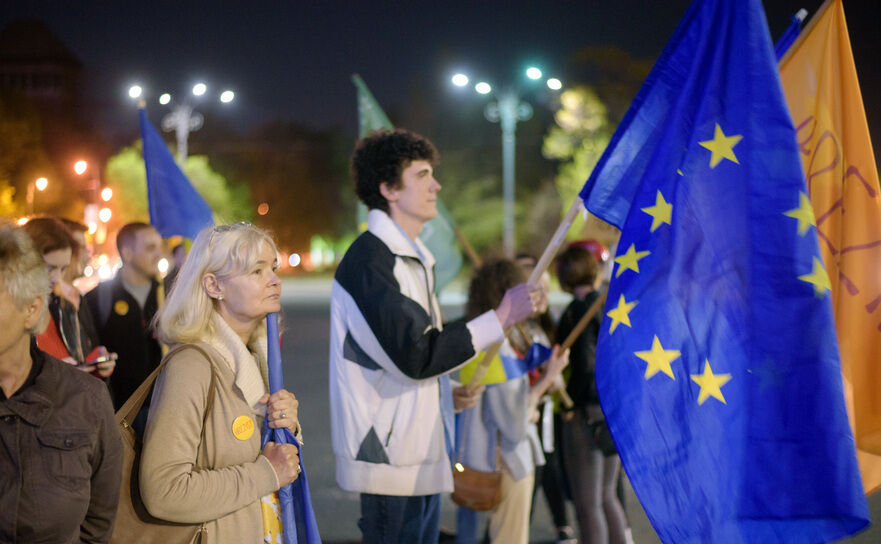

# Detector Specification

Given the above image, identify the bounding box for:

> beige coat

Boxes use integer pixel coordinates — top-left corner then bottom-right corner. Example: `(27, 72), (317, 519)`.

(139, 342), (279, 543)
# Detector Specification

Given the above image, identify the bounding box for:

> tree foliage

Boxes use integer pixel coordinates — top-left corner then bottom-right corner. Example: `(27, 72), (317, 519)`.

(543, 86), (619, 243)
(0, 92), (55, 216)
(103, 142), (252, 228)
(543, 86), (611, 206)
(198, 122), (349, 252)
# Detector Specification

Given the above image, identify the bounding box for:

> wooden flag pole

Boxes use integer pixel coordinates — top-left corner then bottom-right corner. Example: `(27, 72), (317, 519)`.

(526, 198), (583, 285)
(465, 197), (585, 396)
(560, 288), (608, 352)
(453, 225), (483, 269)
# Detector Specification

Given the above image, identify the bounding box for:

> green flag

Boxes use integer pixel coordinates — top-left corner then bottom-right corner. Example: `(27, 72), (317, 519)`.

(353, 74), (393, 137)
(352, 74), (464, 292)
(352, 74), (392, 231)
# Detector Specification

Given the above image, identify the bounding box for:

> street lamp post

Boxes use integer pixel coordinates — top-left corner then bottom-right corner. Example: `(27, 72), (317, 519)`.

(26, 177), (48, 215)
(453, 68), (560, 257)
(485, 90), (533, 257)
(162, 103), (203, 164)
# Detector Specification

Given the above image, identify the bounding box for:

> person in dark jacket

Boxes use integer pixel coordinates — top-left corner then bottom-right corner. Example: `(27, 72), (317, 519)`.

(554, 244), (627, 544)
(59, 218), (104, 358)
(85, 222), (163, 410)
(0, 223), (122, 543)
(22, 217), (116, 378)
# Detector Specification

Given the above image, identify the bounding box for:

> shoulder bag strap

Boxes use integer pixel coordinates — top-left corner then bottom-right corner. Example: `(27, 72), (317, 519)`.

(115, 344), (218, 427)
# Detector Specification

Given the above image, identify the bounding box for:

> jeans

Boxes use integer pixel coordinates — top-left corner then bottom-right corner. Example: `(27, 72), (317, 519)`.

(359, 493), (441, 544)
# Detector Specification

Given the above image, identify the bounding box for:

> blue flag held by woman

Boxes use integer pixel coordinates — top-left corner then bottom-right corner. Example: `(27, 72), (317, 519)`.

(261, 313), (321, 544)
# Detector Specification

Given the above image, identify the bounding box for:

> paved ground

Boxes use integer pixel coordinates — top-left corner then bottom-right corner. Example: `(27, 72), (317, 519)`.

(279, 277), (879, 543)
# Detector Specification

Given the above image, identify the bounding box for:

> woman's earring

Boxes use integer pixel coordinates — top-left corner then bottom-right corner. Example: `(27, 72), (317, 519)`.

(218, 295), (224, 301)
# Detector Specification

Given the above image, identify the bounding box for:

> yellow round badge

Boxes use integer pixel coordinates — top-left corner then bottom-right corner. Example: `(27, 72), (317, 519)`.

(114, 300), (129, 316)
(232, 415), (255, 441)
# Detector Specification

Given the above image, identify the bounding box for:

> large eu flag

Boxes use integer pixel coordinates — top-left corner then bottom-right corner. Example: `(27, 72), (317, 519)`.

(579, 0), (869, 541)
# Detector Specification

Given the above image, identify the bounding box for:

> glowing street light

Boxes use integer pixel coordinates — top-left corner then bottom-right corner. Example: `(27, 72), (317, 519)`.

(451, 64), (563, 256)
(26, 177), (48, 214)
(451, 73), (469, 87)
(128, 85), (143, 99)
(74, 160), (88, 175)
(101, 187), (113, 201)
(130, 80), (236, 164)
(98, 207), (112, 223)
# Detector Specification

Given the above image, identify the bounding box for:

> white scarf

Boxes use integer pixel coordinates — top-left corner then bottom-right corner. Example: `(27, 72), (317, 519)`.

(207, 313), (270, 414)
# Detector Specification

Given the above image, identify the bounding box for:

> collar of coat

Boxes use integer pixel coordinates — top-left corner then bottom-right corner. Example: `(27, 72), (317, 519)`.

(367, 208), (436, 269)
(205, 313), (269, 413)
(0, 345), (56, 426)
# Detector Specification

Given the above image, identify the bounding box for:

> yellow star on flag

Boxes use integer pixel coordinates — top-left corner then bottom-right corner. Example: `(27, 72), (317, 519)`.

(698, 123), (742, 168)
(641, 190), (673, 232)
(798, 256), (831, 295)
(634, 336), (680, 380)
(607, 294), (637, 334)
(690, 360), (732, 405)
(783, 192), (817, 236)
(614, 244), (651, 278)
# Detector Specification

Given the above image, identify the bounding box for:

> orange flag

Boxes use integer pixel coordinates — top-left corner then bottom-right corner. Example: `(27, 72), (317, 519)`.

(779, 0), (881, 495)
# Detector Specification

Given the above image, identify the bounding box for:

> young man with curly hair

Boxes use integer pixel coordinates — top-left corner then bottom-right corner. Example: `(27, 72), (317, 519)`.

(330, 129), (541, 543)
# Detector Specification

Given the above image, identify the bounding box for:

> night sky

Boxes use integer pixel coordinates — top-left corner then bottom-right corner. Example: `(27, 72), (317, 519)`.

(2, 1), (879, 147)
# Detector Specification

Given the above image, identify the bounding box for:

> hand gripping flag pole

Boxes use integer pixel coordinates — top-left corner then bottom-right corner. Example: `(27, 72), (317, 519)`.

(464, 198), (584, 394)
(262, 313), (321, 544)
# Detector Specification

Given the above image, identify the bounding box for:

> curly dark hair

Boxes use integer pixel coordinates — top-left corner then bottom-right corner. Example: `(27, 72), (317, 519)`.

(555, 246), (599, 293)
(466, 258), (526, 321)
(351, 128), (439, 213)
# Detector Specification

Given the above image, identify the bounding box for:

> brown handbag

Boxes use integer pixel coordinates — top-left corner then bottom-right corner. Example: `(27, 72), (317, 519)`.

(451, 464), (502, 511)
(109, 345), (217, 544)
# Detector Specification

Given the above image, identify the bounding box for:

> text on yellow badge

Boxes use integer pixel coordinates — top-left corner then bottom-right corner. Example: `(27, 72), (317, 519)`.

(232, 415), (255, 441)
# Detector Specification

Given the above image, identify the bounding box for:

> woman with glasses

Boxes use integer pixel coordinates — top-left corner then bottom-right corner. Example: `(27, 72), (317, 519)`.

(138, 223), (301, 543)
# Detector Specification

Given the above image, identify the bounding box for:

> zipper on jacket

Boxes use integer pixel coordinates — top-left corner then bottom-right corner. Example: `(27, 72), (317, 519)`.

(385, 423), (394, 447)
(381, 255), (437, 449)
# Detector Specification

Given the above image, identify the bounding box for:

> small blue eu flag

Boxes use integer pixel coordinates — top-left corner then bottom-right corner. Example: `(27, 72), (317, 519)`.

(579, 0), (869, 541)
(139, 108), (214, 239)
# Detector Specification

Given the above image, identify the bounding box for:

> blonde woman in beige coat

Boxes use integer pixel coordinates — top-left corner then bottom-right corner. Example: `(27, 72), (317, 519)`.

(139, 223), (301, 543)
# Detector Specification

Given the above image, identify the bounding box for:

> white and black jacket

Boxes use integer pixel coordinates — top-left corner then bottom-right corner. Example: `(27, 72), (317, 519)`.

(329, 209), (503, 496)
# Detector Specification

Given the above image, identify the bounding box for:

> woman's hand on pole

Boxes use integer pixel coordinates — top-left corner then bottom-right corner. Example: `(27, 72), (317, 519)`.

(263, 442), (300, 486)
(261, 389), (300, 434)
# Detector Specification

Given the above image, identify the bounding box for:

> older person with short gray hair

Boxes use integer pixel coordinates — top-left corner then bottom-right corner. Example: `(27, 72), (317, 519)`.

(0, 223), (122, 543)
